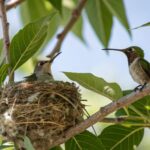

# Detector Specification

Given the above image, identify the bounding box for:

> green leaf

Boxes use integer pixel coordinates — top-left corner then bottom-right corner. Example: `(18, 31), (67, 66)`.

(102, 0), (131, 36)
(65, 130), (105, 150)
(20, 0), (50, 23)
(132, 22), (150, 30)
(24, 136), (35, 150)
(116, 90), (150, 121)
(50, 146), (63, 150)
(9, 14), (56, 74)
(0, 64), (9, 85)
(20, 0), (59, 44)
(64, 72), (122, 100)
(48, 0), (62, 14)
(0, 145), (14, 149)
(99, 125), (144, 150)
(85, 0), (113, 47)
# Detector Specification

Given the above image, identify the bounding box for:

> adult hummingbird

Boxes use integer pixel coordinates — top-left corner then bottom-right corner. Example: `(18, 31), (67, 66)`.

(24, 52), (61, 81)
(102, 46), (150, 90)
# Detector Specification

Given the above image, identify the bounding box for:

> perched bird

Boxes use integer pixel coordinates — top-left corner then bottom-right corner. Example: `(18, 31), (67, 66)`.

(102, 46), (150, 90)
(25, 52), (61, 81)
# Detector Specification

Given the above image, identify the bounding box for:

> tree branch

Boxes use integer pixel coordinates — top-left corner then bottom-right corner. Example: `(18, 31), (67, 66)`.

(0, 0), (13, 81)
(0, 0), (10, 63)
(47, 0), (87, 58)
(49, 86), (150, 148)
(6, 0), (25, 11)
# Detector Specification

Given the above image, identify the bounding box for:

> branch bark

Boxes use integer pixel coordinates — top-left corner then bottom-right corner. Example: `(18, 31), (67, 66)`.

(0, 0), (10, 63)
(6, 0), (25, 11)
(47, 0), (87, 58)
(0, 0), (13, 81)
(49, 86), (150, 148)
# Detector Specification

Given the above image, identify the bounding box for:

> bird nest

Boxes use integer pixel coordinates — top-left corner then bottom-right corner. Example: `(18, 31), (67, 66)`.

(0, 81), (85, 150)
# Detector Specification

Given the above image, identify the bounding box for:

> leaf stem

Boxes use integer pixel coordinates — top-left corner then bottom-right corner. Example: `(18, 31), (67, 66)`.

(73, 137), (82, 150)
(101, 116), (146, 124)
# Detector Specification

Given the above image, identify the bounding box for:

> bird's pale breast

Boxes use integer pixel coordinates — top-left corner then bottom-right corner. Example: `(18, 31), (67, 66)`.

(129, 58), (150, 84)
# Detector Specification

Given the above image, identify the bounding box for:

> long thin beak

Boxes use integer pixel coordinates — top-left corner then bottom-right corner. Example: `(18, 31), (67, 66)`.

(102, 48), (124, 52)
(49, 52), (62, 63)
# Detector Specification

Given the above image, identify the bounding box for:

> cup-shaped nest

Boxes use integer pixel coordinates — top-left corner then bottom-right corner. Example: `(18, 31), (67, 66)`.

(0, 81), (84, 150)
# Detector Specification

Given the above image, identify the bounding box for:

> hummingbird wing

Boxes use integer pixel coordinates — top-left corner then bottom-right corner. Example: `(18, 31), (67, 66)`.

(24, 73), (37, 81)
(139, 58), (150, 77)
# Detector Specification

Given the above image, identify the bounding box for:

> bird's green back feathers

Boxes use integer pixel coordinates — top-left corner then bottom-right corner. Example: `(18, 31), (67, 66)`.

(139, 58), (150, 77)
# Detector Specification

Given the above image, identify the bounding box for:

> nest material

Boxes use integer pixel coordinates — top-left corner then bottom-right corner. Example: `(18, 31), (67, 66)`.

(0, 81), (84, 150)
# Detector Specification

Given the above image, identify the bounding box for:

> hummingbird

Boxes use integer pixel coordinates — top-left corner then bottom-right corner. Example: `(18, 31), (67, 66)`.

(102, 46), (150, 90)
(24, 52), (61, 81)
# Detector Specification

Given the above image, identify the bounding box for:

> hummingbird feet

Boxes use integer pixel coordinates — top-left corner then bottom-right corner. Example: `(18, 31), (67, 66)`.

(134, 83), (147, 92)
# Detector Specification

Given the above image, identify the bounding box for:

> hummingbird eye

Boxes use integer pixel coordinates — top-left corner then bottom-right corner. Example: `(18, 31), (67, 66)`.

(128, 48), (134, 52)
(38, 61), (45, 66)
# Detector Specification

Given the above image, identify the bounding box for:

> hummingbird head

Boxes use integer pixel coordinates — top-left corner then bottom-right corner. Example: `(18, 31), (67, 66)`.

(102, 46), (144, 64)
(123, 46), (144, 58)
(34, 60), (51, 76)
(34, 52), (61, 76)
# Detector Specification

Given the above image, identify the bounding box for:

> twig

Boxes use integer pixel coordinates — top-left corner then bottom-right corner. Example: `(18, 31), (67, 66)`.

(0, 0), (10, 63)
(101, 117), (150, 127)
(0, 0), (13, 81)
(49, 86), (150, 148)
(101, 116), (146, 124)
(6, 0), (25, 11)
(47, 0), (87, 58)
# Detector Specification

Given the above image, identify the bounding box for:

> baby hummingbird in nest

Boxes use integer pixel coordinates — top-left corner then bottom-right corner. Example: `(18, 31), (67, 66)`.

(102, 46), (150, 90)
(25, 52), (61, 81)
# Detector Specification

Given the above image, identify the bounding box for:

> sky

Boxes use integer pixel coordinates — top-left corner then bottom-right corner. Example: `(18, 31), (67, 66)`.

(1, 0), (150, 149)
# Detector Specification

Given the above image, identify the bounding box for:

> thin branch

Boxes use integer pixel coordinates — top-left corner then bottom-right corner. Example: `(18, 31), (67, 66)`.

(6, 0), (25, 11)
(0, 0), (10, 63)
(0, 0), (13, 81)
(47, 0), (87, 58)
(102, 117), (150, 127)
(101, 116), (146, 124)
(49, 86), (150, 148)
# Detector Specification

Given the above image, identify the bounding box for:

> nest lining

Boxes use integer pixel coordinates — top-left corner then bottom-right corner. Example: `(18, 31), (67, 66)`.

(0, 81), (84, 150)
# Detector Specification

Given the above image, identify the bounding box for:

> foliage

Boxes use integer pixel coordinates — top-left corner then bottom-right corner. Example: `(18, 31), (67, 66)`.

(85, 0), (113, 47)
(0, 64), (9, 85)
(9, 14), (56, 77)
(48, 0), (62, 14)
(85, 0), (131, 47)
(64, 72), (122, 100)
(116, 90), (150, 123)
(99, 125), (144, 150)
(65, 130), (105, 150)
(0, 0), (149, 150)
(132, 22), (150, 29)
